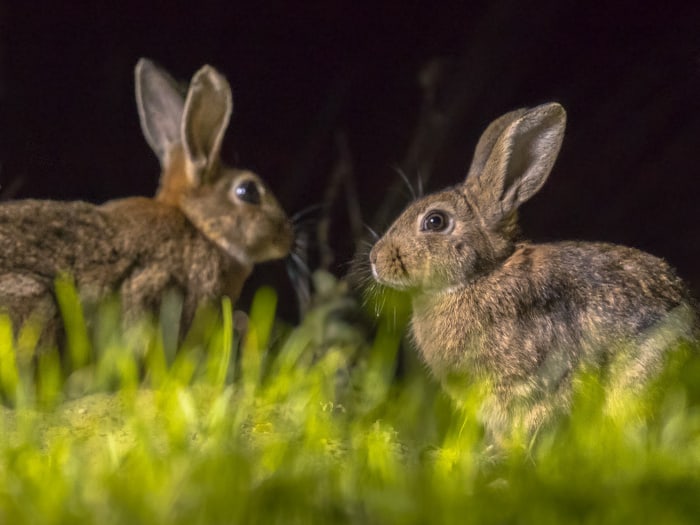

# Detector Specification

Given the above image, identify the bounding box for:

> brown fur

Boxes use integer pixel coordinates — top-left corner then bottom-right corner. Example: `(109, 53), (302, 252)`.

(370, 103), (697, 439)
(0, 59), (292, 346)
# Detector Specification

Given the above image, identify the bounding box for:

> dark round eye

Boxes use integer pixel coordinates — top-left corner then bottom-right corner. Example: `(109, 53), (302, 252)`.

(235, 179), (261, 205)
(421, 210), (450, 232)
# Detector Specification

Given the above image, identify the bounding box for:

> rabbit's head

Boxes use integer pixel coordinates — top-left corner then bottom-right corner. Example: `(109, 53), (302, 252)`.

(370, 103), (566, 293)
(135, 59), (293, 270)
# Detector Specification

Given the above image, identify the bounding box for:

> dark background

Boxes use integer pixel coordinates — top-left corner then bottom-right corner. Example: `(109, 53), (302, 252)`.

(1, 1), (699, 320)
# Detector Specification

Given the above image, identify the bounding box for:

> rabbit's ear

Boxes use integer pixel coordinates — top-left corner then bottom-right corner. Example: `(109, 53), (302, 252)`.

(465, 107), (529, 181)
(181, 65), (232, 186)
(465, 102), (566, 220)
(135, 58), (186, 168)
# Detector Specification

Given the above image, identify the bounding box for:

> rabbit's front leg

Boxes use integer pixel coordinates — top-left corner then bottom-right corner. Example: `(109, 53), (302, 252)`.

(0, 272), (58, 341)
(119, 265), (175, 324)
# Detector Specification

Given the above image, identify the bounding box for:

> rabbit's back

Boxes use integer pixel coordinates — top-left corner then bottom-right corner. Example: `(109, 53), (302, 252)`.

(0, 198), (238, 334)
(412, 241), (694, 389)
(0, 199), (191, 291)
(0, 199), (124, 337)
(0, 200), (123, 279)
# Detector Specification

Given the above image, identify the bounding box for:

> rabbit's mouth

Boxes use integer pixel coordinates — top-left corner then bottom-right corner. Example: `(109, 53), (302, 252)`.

(251, 219), (294, 262)
(370, 261), (382, 282)
(369, 243), (414, 290)
(370, 260), (413, 291)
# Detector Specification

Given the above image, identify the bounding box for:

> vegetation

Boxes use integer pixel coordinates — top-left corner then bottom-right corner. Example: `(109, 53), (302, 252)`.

(0, 278), (698, 524)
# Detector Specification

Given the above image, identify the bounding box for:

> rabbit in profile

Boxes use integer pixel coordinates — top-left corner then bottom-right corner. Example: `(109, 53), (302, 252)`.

(0, 59), (293, 346)
(369, 102), (697, 439)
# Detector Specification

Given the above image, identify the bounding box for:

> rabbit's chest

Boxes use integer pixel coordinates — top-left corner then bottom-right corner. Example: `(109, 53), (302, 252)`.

(410, 295), (489, 379)
(410, 289), (549, 383)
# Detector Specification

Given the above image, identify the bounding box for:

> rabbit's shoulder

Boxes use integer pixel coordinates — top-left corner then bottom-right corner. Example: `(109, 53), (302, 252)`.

(103, 196), (246, 300)
(101, 197), (190, 239)
(102, 197), (228, 270)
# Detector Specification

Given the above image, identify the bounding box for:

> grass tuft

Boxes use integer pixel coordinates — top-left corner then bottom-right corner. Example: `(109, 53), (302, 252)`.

(0, 280), (698, 524)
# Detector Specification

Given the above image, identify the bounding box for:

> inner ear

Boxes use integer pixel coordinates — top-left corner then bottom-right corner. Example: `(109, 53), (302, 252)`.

(465, 107), (529, 182)
(465, 103), (566, 222)
(135, 58), (186, 169)
(182, 65), (233, 186)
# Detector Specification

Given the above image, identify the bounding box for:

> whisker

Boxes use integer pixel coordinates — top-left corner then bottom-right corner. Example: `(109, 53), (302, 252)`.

(339, 258), (358, 269)
(292, 228), (315, 248)
(293, 228), (312, 239)
(286, 261), (311, 315)
(292, 218), (322, 231)
(391, 164), (416, 200)
(293, 239), (311, 252)
(417, 171), (424, 197)
(287, 252), (311, 281)
(291, 203), (324, 223)
(290, 251), (311, 277)
(364, 223), (380, 241)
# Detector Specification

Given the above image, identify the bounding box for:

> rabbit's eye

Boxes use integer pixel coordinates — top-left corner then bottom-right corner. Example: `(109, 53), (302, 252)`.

(234, 180), (261, 205)
(421, 210), (450, 232)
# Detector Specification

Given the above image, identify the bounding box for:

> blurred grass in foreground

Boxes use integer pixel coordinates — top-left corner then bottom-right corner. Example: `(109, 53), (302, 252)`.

(0, 279), (698, 524)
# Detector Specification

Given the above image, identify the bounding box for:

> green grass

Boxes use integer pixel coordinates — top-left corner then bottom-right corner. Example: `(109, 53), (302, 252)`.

(0, 278), (699, 524)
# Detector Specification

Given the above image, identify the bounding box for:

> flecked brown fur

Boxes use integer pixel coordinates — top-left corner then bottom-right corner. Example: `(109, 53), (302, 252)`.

(370, 103), (697, 439)
(0, 59), (292, 347)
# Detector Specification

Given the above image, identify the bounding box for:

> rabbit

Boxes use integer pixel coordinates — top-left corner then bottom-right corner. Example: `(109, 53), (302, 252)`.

(0, 58), (293, 348)
(369, 102), (697, 440)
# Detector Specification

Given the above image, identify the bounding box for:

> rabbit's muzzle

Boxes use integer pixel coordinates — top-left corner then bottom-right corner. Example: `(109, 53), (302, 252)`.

(270, 219), (295, 259)
(249, 215), (294, 263)
(370, 240), (411, 289)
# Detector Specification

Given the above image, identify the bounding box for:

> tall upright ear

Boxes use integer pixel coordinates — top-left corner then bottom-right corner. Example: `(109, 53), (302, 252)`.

(465, 102), (566, 220)
(465, 107), (529, 181)
(181, 65), (232, 186)
(135, 58), (185, 168)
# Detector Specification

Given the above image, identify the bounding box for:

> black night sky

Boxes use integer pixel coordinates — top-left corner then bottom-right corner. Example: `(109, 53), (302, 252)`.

(1, 1), (699, 319)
